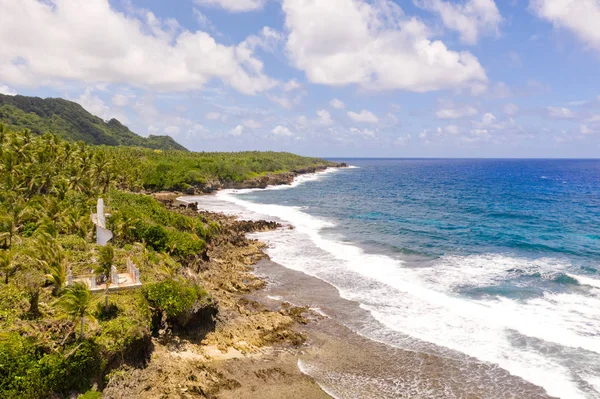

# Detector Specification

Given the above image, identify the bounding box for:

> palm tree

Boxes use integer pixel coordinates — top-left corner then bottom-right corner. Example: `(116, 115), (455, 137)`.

(37, 234), (68, 296)
(58, 282), (95, 340)
(44, 261), (68, 297)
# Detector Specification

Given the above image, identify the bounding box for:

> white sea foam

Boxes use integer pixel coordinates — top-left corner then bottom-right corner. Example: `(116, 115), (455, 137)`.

(568, 273), (600, 290)
(190, 169), (600, 399)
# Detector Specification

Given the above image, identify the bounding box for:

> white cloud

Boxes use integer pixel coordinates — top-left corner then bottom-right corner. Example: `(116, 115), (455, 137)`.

(283, 79), (302, 91)
(579, 125), (594, 134)
(395, 134), (412, 146)
(242, 27), (283, 53)
(317, 109), (334, 126)
(587, 115), (600, 123)
(0, 0), (275, 95)
(415, 0), (502, 45)
(112, 94), (129, 107)
(0, 85), (16, 95)
(330, 98), (345, 110)
(194, 0), (265, 12)
(230, 125), (245, 136)
(206, 112), (222, 120)
(503, 103), (519, 116)
(531, 0), (600, 53)
(348, 109), (379, 123)
(443, 124), (461, 135)
(272, 125), (293, 136)
(76, 87), (111, 120)
(282, 0), (487, 92)
(481, 112), (496, 125)
(267, 93), (303, 109)
(547, 106), (576, 119)
(436, 103), (478, 119)
(242, 119), (262, 129)
(350, 127), (376, 138)
(164, 125), (181, 136)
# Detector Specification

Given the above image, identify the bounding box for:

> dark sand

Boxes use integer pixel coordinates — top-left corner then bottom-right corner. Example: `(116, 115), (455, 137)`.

(251, 259), (555, 399)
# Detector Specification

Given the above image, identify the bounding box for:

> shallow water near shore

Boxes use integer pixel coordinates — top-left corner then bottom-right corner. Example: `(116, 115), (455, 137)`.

(185, 159), (600, 399)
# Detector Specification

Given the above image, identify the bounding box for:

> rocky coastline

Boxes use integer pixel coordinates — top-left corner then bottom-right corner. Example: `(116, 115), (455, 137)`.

(101, 172), (340, 399)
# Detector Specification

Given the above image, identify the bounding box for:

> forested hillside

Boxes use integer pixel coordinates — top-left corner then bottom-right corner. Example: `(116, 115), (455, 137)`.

(0, 94), (186, 151)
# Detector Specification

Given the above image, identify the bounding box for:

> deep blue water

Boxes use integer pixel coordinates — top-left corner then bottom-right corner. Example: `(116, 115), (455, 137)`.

(215, 159), (600, 398)
(245, 158), (600, 267)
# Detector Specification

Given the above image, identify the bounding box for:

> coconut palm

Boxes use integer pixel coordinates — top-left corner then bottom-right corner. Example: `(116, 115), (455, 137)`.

(44, 261), (68, 297)
(37, 234), (68, 296)
(58, 282), (95, 340)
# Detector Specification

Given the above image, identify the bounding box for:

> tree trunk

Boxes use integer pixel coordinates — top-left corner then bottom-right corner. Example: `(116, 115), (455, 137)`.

(28, 290), (40, 316)
(80, 316), (84, 341)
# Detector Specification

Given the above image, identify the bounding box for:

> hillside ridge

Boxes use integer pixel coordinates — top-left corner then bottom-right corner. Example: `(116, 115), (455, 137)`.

(0, 93), (187, 151)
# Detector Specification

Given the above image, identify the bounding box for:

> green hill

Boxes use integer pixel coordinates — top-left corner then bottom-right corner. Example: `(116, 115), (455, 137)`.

(0, 94), (187, 151)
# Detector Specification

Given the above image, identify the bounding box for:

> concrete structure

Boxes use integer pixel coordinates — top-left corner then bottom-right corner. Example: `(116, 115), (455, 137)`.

(91, 198), (113, 246)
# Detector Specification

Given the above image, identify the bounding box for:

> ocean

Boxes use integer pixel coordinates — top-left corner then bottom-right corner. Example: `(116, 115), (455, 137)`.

(190, 159), (600, 399)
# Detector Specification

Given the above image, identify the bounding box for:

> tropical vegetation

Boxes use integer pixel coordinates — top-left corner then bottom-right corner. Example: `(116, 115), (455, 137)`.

(0, 123), (334, 398)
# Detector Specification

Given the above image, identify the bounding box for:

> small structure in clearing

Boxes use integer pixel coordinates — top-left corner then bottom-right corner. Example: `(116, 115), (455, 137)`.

(69, 199), (142, 292)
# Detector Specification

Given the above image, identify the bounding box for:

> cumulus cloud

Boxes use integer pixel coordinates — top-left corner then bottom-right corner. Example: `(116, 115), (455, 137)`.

(348, 110), (379, 123)
(272, 125), (294, 136)
(580, 124), (594, 135)
(76, 88), (111, 121)
(283, 79), (302, 91)
(436, 103), (478, 119)
(415, 0), (502, 45)
(194, 0), (265, 12)
(316, 109), (334, 125)
(282, 0), (487, 92)
(547, 106), (576, 119)
(531, 0), (600, 53)
(330, 98), (345, 110)
(395, 134), (412, 146)
(0, 0), (275, 95)
(230, 125), (245, 136)
(0, 85), (17, 95)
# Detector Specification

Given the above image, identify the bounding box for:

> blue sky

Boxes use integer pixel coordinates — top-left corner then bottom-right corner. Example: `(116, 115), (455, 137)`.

(1, 0), (599, 157)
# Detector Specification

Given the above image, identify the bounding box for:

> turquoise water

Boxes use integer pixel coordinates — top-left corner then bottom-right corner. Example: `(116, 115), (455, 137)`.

(206, 159), (600, 398)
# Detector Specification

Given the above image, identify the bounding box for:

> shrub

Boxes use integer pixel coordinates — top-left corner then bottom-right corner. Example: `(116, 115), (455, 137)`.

(0, 334), (102, 398)
(143, 279), (204, 318)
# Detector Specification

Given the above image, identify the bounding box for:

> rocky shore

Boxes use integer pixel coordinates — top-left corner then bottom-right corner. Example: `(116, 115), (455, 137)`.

(101, 200), (332, 399)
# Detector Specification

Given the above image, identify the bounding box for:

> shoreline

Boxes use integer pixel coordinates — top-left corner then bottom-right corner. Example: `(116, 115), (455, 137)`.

(171, 166), (557, 399)
(111, 165), (556, 398)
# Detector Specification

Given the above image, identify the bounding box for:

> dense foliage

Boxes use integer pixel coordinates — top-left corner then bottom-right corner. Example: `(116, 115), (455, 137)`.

(143, 279), (208, 318)
(106, 146), (334, 191)
(0, 94), (186, 151)
(0, 125), (331, 398)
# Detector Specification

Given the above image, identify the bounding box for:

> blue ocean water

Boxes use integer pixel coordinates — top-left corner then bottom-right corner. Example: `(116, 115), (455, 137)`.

(198, 159), (600, 398)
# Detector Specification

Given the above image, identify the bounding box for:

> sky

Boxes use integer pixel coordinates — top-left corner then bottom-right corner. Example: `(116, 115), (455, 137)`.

(0, 0), (599, 158)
